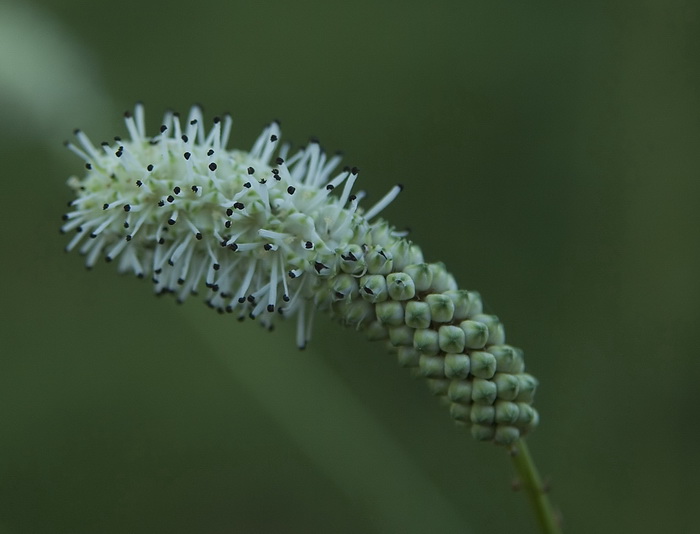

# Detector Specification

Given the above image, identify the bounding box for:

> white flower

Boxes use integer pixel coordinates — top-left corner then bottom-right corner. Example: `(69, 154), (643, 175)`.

(63, 104), (405, 348)
(63, 104), (539, 444)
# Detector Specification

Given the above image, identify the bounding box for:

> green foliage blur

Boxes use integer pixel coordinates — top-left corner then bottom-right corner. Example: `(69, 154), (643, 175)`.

(1, 0), (699, 532)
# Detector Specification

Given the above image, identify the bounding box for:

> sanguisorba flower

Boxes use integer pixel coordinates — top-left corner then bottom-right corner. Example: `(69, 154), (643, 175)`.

(62, 104), (539, 445)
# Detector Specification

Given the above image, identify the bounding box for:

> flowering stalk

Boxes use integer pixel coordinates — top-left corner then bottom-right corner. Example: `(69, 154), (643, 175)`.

(62, 105), (557, 529)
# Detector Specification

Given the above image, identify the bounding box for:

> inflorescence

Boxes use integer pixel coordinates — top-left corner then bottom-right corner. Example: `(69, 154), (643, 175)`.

(62, 104), (539, 445)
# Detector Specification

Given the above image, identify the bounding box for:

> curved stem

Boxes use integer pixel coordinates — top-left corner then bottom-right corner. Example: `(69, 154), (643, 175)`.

(510, 440), (562, 534)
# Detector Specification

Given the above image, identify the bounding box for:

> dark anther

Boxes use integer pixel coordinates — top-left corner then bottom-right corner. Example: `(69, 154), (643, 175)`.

(226, 208), (233, 216)
(167, 195), (175, 203)
(351, 166), (359, 175)
(305, 241), (313, 249)
(173, 186), (181, 194)
(276, 157), (284, 165)
(181, 135), (188, 143)
(85, 163), (92, 170)
(147, 164), (154, 171)
(267, 304), (275, 312)
(207, 149), (214, 156)
(326, 184), (334, 191)
(103, 203), (109, 210)
(287, 186), (295, 194)
(160, 125), (167, 133)
(158, 200), (165, 207)
(314, 262), (327, 274)
(184, 152), (191, 160)
(209, 162), (217, 171)
(270, 135), (278, 142)
(233, 202), (244, 210)
(123, 204), (131, 212)
(247, 167), (255, 174)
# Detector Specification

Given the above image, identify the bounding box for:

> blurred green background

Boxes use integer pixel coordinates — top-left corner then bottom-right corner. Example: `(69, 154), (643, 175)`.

(1, 0), (698, 532)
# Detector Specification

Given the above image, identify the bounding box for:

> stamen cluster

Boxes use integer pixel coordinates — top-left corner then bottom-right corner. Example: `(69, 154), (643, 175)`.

(62, 105), (539, 444)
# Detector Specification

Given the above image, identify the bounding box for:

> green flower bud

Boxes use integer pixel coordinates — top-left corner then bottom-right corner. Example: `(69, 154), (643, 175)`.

(495, 400), (520, 425)
(470, 404), (496, 425)
(494, 426), (520, 446)
(331, 273), (358, 301)
(444, 353), (470, 379)
(472, 377), (498, 405)
(388, 325), (414, 347)
(365, 247), (393, 275)
(487, 345), (524, 373)
(397, 346), (421, 368)
(419, 354), (445, 377)
(449, 403), (471, 422)
(387, 241), (423, 270)
(413, 328), (440, 356)
(470, 351), (497, 379)
(335, 298), (373, 327)
(428, 263), (457, 292)
(472, 313), (505, 345)
(339, 244), (366, 275)
(515, 374), (538, 403)
(386, 272), (416, 300)
(516, 403), (536, 425)
(471, 424), (496, 442)
(438, 325), (466, 354)
(447, 380), (473, 404)
(313, 251), (339, 278)
(404, 263), (433, 291)
(426, 378), (451, 396)
(467, 291), (483, 315)
(359, 274), (388, 303)
(527, 409), (540, 431)
(365, 321), (389, 341)
(459, 320), (489, 349)
(444, 289), (472, 321)
(404, 301), (431, 329)
(424, 294), (455, 323)
(493, 372), (520, 401)
(375, 300), (405, 326)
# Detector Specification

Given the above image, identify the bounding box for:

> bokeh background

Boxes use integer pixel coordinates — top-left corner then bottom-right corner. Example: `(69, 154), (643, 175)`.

(1, 0), (699, 532)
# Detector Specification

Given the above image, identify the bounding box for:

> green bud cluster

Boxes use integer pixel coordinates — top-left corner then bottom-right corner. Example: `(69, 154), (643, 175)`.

(312, 244), (539, 446)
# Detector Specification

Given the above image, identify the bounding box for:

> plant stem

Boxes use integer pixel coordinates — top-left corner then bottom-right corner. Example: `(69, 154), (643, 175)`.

(510, 440), (562, 534)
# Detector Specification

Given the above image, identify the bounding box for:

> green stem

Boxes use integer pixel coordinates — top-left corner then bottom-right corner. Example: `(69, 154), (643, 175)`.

(510, 440), (562, 534)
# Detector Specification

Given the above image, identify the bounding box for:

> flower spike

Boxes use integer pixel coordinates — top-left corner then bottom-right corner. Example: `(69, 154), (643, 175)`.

(62, 104), (539, 445)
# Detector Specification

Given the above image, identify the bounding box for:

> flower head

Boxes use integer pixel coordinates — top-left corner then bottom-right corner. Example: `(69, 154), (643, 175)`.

(62, 104), (539, 445)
